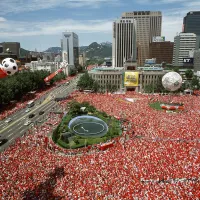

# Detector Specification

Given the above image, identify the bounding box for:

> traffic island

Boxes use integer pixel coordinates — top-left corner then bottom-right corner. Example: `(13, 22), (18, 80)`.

(52, 101), (122, 149)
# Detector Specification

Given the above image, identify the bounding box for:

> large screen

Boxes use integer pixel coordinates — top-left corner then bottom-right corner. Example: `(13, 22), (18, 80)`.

(183, 58), (193, 64)
(124, 72), (139, 87)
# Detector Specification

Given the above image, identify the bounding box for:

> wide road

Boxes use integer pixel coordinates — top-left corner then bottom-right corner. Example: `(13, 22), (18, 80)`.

(0, 75), (81, 151)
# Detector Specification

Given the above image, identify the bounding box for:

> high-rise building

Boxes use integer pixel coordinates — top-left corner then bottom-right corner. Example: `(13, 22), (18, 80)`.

(193, 49), (200, 72)
(172, 33), (200, 67)
(61, 32), (79, 68)
(79, 52), (86, 67)
(183, 11), (200, 36)
(149, 41), (174, 64)
(112, 18), (137, 67)
(121, 11), (162, 66)
(0, 42), (20, 58)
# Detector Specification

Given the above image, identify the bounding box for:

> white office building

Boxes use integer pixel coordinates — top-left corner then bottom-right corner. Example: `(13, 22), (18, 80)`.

(25, 61), (61, 73)
(112, 18), (137, 67)
(61, 32), (79, 69)
(173, 33), (200, 67)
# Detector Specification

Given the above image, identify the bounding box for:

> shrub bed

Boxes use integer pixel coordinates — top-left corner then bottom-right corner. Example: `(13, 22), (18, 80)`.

(52, 101), (121, 149)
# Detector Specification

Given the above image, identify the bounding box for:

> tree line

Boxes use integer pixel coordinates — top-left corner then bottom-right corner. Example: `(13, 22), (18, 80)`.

(144, 70), (200, 93)
(0, 70), (66, 106)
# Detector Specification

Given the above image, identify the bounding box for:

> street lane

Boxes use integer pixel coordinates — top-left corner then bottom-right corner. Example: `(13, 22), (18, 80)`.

(0, 75), (81, 151)
(1, 78), (77, 136)
(1, 100), (56, 138)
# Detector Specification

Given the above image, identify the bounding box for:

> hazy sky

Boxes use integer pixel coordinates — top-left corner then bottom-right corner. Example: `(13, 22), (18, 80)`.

(0, 0), (199, 51)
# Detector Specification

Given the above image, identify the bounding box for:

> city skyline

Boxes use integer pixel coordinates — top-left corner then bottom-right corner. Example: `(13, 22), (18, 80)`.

(0, 0), (199, 51)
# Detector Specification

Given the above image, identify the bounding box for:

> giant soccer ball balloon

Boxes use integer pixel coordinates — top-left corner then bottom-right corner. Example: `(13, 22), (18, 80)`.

(162, 72), (182, 92)
(1, 58), (18, 76)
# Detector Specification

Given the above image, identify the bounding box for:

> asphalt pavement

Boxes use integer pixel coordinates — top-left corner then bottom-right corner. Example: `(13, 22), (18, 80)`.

(0, 75), (80, 151)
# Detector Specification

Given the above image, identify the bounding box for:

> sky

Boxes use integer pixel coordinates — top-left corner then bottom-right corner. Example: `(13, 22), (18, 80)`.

(0, 0), (199, 51)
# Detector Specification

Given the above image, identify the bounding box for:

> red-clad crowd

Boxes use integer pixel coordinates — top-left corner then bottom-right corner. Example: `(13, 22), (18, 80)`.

(0, 76), (76, 120)
(0, 91), (199, 199)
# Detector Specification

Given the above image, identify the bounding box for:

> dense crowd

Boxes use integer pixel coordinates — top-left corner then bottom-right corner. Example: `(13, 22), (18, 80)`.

(0, 91), (199, 199)
(0, 76), (76, 120)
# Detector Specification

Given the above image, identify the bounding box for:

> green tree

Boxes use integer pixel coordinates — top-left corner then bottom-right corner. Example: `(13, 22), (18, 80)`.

(173, 67), (179, 73)
(92, 81), (100, 92)
(155, 76), (166, 93)
(144, 83), (154, 93)
(69, 68), (77, 76)
(185, 69), (193, 79)
(97, 59), (104, 66)
(191, 76), (200, 90)
(0, 69), (65, 107)
(77, 72), (95, 91)
(77, 65), (83, 73)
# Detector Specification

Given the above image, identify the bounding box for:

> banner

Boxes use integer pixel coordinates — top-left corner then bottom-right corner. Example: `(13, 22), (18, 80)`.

(152, 36), (165, 42)
(145, 58), (156, 64)
(183, 58), (193, 64)
(44, 68), (63, 82)
(0, 68), (7, 78)
(124, 72), (139, 87)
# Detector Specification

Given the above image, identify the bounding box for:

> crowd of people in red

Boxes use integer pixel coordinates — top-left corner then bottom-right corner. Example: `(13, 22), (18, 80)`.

(0, 91), (199, 199)
(0, 76), (76, 120)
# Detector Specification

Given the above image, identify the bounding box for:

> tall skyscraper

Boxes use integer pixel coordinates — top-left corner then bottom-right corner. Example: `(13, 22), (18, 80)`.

(0, 42), (20, 58)
(183, 11), (200, 36)
(61, 32), (79, 68)
(149, 41), (174, 64)
(121, 11), (162, 66)
(193, 49), (200, 72)
(172, 33), (200, 67)
(112, 18), (137, 67)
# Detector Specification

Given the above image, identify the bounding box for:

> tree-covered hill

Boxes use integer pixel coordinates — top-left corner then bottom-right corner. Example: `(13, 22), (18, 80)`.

(20, 41), (112, 59)
(44, 47), (62, 54)
(81, 42), (112, 59)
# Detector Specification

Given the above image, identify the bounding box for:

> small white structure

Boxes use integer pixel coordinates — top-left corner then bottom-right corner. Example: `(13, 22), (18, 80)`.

(80, 107), (86, 112)
(184, 89), (193, 95)
(25, 60), (70, 75)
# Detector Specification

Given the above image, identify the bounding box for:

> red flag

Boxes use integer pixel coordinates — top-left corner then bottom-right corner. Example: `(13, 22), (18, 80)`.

(0, 68), (7, 78)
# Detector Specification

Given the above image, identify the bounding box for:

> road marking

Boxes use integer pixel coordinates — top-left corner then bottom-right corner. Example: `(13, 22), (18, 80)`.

(0, 81), (76, 134)
(0, 100), (52, 134)
(8, 133), (13, 137)
(20, 130), (24, 134)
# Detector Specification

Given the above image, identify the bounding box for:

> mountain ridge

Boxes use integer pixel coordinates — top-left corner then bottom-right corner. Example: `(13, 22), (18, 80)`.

(20, 41), (112, 59)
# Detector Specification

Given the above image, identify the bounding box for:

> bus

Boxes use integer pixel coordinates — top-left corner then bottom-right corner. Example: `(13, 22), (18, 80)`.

(27, 100), (35, 108)
(83, 90), (93, 93)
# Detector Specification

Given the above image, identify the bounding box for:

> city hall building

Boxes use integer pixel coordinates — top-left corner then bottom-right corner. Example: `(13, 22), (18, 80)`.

(88, 67), (124, 91)
(88, 67), (167, 92)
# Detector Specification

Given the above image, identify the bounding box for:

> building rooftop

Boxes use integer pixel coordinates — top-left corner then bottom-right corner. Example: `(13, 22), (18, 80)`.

(91, 67), (124, 72)
(137, 67), (164, 71)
